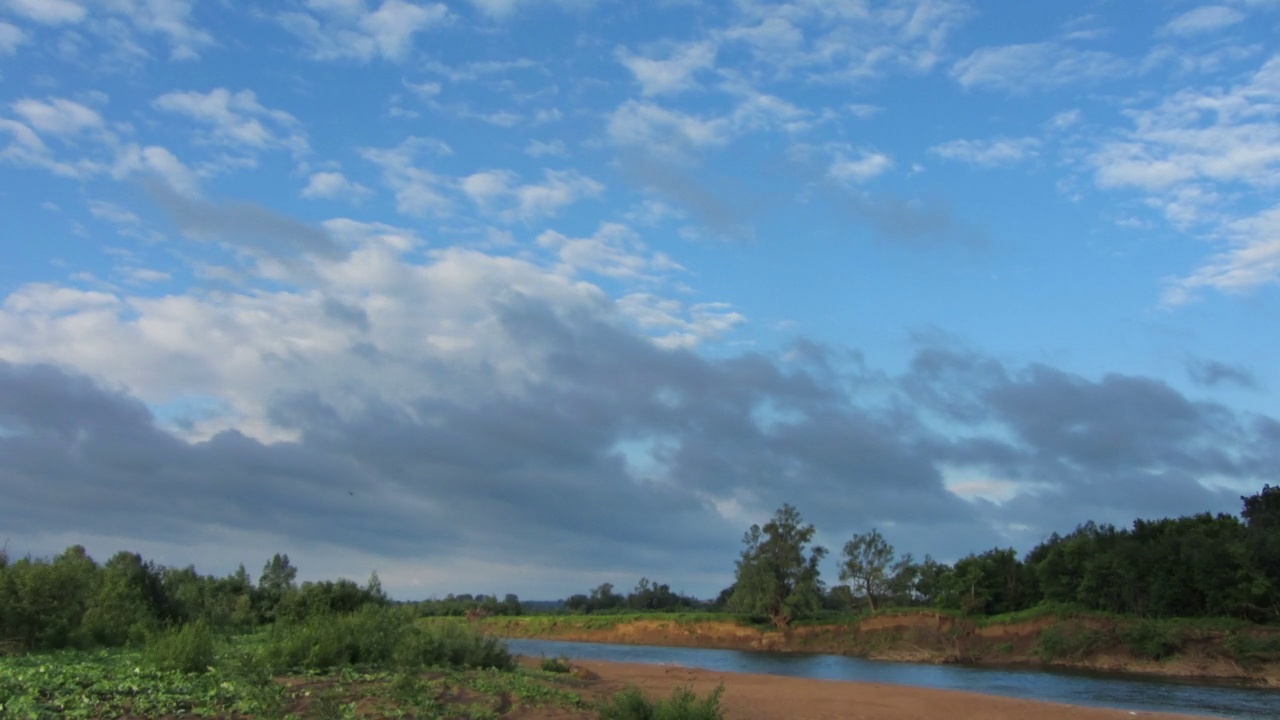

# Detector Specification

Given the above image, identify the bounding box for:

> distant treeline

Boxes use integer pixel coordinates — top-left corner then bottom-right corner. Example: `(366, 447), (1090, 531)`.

(4, 484), (1279, 650)
(0, 550), (392, 652)
(708, 485), (1280, 628)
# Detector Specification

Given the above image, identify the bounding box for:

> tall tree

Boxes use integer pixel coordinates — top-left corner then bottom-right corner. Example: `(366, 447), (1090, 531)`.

(257, 553), (298, 622)
(839, 529), (898, 612)
(728, 504), (827, 629)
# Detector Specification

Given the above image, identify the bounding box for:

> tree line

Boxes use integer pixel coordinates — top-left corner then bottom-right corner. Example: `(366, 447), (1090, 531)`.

(5, 484), (1279, 650)
(720, 485), (1280, 628)
(0, 549), (390, 652)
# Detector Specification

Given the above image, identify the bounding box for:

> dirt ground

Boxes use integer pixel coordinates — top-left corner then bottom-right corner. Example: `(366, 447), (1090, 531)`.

(523, 658), (1217, 720)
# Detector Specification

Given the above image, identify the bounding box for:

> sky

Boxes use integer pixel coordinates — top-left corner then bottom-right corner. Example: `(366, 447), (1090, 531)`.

(0, 0), (1278, 601)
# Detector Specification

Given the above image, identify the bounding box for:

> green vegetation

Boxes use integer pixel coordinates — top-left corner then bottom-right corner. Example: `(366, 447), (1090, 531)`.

(1034, 622), (1112, 662)
(727, 504), (826, 629)
(0, 616), (588, 719)
(539, 655), (573, 673)
(1117, 619), (1185, 661)
(598, 685), (725, 720)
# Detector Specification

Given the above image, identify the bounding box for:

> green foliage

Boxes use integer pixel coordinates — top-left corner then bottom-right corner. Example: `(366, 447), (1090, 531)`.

(1118, 619), (1185, 660)
(540, 655), (573, 673)
(1034, 622), (1111, 662)
(599, 685), (726, 720)
(146, 619), (216, 674)
(262, 607), (513, 673)
(394, 617), (514, 671)
(0, 638), (572, 720)
(839, 529), (921, 613)
(728, 504), (827, 629)
(1222, 631), (1280, 666)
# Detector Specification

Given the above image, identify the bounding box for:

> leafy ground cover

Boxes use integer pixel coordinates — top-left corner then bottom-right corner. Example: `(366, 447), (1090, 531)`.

(0, 644), (592, 719)
(0, 613), (731, 720)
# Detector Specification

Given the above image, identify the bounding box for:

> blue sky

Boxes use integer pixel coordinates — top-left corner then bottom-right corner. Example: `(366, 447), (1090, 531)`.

(1, 0), (1278, 599)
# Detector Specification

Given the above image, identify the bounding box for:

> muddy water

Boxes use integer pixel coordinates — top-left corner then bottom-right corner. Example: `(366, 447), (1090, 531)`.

(505, 638), (1280, 720)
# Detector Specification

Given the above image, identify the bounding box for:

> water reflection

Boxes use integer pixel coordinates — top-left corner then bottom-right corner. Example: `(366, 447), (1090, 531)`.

(505, 638), (1280, 720)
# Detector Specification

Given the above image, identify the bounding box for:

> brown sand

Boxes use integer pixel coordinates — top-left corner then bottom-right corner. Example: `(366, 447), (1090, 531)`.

(551, 659), (1218, 720)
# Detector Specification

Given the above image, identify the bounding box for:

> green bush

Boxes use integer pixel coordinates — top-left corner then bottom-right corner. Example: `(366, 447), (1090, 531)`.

(1119, 620), (1184, 660)
(146, 620), (216, 673)
(1034, 622), (1109, 662)
(261, 608), (513, 673)
(540, 655), (572, 673)
(1223, 631), (1280, 666)
(599, 685), (725, 720)
(394, 618), (513, 670)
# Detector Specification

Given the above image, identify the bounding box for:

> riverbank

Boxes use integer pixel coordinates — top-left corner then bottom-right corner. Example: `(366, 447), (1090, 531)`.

(540, 658), (1214, 720)
(476, 612), (1280, 686)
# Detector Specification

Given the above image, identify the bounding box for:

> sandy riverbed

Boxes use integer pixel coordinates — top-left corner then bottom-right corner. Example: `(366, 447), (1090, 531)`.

(528, 658), (1217, 720)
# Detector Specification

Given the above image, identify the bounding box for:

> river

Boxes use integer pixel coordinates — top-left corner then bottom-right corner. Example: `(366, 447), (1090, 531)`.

(505, 638), (1280, 719)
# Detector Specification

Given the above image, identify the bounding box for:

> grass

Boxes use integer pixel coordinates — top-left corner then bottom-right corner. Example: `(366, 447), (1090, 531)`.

(1034, 621), (1113, 662)
(264, 606), (513, 673)
(540, 655), (572, 673)
(598, 685), (725, 720)
(1117, 619), (1186, 661)
(0, 609), (581, 720)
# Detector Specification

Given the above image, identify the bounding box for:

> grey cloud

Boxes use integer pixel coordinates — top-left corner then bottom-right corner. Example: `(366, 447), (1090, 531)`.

(1187, 358), (1258, 389)
(834, 188), (986, 248)
(148, 182), (348, 264)
(3, 302), (1277, 597)
(617, 153), (758, 240)
(322, 297), (371, 332)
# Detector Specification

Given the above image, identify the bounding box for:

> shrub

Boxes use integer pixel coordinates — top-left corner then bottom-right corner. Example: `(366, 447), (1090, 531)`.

(261, 608), (513, 673)
(394, 619), (513, 671)
(1034, 622), (1109, 662)
(599, 685), (725, 720)
(540, 655), (572, 673)
(146, 620), (216, 673)
(261, 605), (400, 672)
(1222, 631), (1280, 666)
(1119, 620), (1184, 660)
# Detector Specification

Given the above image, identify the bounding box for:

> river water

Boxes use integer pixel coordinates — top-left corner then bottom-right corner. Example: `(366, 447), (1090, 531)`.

(505, 638), (1280, 719)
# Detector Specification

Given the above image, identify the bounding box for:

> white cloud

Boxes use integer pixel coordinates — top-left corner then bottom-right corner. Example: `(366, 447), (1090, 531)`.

(112, 144), (202, 197)
(125, 267), (172, 284)
(4, 0), (86, 25)
(154, 88), (307, 155)
(1046, 109), (1082, 132)
(828, 149), (894, 183)
(103, 0), (213, 60)
(616, 40), (717, 96)
(88, 200), (143, 225)
(0, 21), (25, 54)
(1085, 54), (1280, 302)
(301, 171), (373, 201)
(360, 136), (454, 216)
(4, 0), (212, 59)
(723, 0), (971, 83)
(466, 0), (592, 19)
(951, 42), (1129, 92)
(524, 139), (567, 158)
(536, 222), (683, 280)
(1160, 5), (1245, 36)
(0, 115), (108, 178)
(461, 168), (604, 224)
(607, 100), (730, 158)
(10, 97), (104, 136)
(1164, 205), (1280, 305)
(930, 136), (1040, 166)
(279, 0), (449, 62)
(615, 293), (744, 349)
(847, 104), (882, 119)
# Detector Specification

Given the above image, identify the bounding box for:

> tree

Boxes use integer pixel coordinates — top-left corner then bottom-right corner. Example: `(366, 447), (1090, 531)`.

(728, 504), (827, 629)
(839, 529), (899, 613)
(257, 553), (298, 622)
